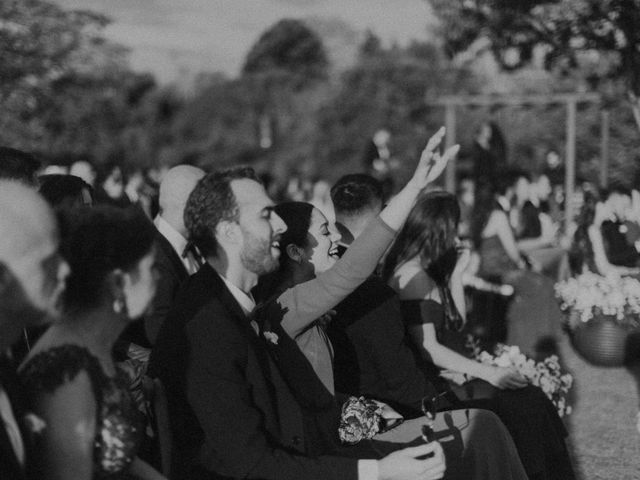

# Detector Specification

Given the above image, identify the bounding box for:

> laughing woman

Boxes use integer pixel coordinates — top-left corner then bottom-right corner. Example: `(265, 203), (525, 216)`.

(383, 190), (575, 480)
(19, 207), (166, 480)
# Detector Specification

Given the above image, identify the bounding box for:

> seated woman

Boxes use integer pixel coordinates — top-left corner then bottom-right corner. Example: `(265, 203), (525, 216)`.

(383, 191), (575, 480)
(570, 191), (639, 277)
(19, 206), (166, 480)
(466, 182), (563, 357)
(255, 200), (529, 480)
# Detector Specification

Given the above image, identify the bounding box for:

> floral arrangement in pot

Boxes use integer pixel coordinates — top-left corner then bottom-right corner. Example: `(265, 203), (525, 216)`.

(555, 272), (640, 329)
(555, 272), (640, 366)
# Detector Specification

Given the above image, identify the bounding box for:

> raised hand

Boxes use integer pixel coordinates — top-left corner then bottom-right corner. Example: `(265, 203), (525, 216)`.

(407, 127), (460, 191)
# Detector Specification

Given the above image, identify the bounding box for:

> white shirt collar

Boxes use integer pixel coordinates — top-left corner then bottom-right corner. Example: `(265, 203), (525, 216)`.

(154, 215), (188, 257)
(218, 274), (256, 317)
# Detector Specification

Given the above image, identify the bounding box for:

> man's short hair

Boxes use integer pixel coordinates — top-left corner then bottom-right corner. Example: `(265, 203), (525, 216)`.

(331, 174), (384, 216)
(602, 182), (632, 200)
(185, 167), (260, 257)
(0, 147), (41, 185)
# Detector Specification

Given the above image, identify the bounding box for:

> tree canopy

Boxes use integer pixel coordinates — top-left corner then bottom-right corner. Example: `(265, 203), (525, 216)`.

(242, 18), (328, 78)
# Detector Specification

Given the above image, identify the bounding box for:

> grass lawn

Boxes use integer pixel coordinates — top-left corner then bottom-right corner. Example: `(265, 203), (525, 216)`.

(560, 334), (640, 480)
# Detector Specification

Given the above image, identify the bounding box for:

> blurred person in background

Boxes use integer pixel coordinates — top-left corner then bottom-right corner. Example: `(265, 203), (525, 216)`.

(468, 181), (563, 358)
(69, 160), (97, 188)
(94, 160), (131, 208)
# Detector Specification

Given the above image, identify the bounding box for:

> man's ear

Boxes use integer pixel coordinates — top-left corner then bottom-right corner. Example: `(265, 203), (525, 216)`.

(285, 244), (303, 263)
(215, 220), (240, 246)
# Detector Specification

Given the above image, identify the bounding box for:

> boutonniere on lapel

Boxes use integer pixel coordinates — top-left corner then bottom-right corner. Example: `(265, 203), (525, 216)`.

(619, 224), (629, 234)
(23, 412), (46, 435)
(263, 331), (279, 345)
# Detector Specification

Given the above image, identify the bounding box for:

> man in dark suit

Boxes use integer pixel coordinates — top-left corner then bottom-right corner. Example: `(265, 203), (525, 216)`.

(329, 174), (440, 416)
(0, 181), (70, 479)
(144, 165), (205, 345)
(150, 167), (446, 480)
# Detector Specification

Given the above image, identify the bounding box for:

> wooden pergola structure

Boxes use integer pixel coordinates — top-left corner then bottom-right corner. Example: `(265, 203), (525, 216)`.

(427, 92), (606, 232)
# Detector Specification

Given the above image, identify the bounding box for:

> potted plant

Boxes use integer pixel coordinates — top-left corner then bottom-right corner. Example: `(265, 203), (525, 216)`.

(555, 272), (640, 367)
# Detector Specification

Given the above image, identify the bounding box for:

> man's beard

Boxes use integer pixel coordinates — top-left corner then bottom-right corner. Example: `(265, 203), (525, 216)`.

(240, 230), (279, 276)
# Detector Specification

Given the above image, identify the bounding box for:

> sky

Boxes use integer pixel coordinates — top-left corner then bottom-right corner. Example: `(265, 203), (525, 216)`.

(51, 0), (435, 85)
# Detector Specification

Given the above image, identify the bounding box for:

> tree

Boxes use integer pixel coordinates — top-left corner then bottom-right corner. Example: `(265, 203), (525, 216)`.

(242, 19), (328, 79)
(429, 0), (640, 130)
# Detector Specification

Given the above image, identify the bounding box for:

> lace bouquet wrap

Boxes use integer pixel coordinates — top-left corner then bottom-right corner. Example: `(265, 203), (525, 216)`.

(338, 397), (387, 444)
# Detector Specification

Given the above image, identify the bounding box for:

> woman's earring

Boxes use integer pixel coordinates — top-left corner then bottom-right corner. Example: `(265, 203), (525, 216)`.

(113, 298), (125, 315)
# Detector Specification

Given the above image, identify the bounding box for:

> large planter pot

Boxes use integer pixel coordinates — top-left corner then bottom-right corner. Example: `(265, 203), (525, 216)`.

(568, 313), (640, 367)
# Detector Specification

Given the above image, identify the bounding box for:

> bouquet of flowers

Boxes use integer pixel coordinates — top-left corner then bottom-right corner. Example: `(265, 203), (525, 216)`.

(555, 272), (640, 330)
(472, 342), (573, 417)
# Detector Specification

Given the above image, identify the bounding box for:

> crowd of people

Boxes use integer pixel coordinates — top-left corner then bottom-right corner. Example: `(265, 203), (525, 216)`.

(8, 119), (640, 480)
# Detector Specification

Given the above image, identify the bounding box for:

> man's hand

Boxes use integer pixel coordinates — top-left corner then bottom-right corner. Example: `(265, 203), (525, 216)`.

(378, 442), (446, 480)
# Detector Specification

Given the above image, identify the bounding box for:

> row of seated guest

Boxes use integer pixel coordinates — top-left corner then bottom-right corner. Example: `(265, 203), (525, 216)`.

(1, 173), (442, 480)
(148, 131), (535, 480)
(0, 134), (568, 480)
(569, 185), (640, 276)
(468, 178), (564, 359)
(254, 174), (574, 480)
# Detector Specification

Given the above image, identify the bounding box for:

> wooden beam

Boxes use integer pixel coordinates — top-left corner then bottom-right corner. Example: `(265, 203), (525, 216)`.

(565, 98), (577, 235)
(444, 102), (457, 193)
(600, 110), (610, 188)
(426, 92), (601, 107)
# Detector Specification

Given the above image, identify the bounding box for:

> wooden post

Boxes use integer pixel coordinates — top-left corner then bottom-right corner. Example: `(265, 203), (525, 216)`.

(565, 98), (577, 235)
(444, 101), (456, 193)
(600, 110), (610, 188)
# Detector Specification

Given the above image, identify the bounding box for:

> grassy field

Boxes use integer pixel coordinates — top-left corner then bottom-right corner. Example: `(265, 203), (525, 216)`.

(559, 334), (640, 480)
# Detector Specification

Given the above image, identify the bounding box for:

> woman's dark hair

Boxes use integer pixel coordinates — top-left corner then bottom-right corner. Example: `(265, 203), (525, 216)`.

(469, 181), (498, 248)
(60, 206), (156, 312)
(568, 191), (599, 275)
(382, 191), (460, 284)
(253, 202), (314, 303)
(38, 174), (93, 209)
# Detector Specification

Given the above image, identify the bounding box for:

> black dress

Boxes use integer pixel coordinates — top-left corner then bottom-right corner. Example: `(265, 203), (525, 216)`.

(20, 345), (143, 479)
(401, 296), (576, 480)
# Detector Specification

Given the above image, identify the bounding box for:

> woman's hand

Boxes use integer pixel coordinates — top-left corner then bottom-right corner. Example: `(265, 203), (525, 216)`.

(407, 127), (460, 191)
(378, 442), (446, 480)
(485, 366), (528, 390)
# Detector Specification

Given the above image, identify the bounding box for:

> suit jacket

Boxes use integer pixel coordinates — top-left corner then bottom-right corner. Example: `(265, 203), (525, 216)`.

(0, 357), (29, 480)
(329, 276), (438, 417)
(601, 220), (639, 268)
(149, 264), (358, 480)
(119, 230), (189, 350)
(145, 231), (189, 345)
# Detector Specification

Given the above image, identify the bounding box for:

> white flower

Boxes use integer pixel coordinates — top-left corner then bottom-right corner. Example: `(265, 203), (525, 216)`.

(263, 331), (279, 345)
(24, 413), (46, 434)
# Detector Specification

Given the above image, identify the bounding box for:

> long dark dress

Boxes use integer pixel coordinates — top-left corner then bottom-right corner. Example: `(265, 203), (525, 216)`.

(478, 235), (563, 357)
(20, 345), (143, 479)
(401, 297), (575, 480)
